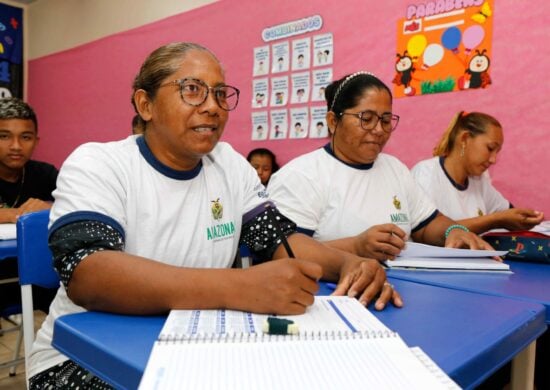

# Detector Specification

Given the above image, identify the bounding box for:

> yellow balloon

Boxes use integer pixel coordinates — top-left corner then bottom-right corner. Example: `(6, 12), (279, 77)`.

(407, 34), (427, 57)
(0, 43), (4, 54)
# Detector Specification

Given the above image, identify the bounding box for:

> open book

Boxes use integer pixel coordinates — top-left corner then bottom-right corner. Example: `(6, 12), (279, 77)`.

(139, 296), (460, 389)
(385, 242), (510, 271)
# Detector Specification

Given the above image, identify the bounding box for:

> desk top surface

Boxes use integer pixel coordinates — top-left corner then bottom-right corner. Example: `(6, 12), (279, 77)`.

(53, 278), (546, 390)
(0, 239), (17, 260)
(387, 260), (550, 322)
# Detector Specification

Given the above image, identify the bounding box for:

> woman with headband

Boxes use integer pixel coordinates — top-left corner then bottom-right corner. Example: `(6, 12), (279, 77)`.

(411, 111), (543, 234)
(268, 72), (492, 261)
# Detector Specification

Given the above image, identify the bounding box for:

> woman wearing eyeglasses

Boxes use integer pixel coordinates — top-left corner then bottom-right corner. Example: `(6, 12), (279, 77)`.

(28, 45), (402, 389)
(268, 72), (492, 262)
(411, 111), (543, 234)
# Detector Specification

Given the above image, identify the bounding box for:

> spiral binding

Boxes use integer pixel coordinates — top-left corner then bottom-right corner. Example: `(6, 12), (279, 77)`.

(157, 329), (397, 344)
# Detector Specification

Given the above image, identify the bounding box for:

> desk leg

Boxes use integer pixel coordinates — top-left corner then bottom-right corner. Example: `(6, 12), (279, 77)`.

(510, 340), (536, 390)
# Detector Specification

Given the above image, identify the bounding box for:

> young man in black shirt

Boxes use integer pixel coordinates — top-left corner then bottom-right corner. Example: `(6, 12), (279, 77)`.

(0, 97), (58, 313)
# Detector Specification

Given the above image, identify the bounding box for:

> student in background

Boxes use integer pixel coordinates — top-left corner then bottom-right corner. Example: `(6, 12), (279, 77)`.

(268, 72), (493, 262)
(0, 97), (57, 222)
(0, 97), (58, 314)
(247, 147), (279, 186)
(28, 43), (401, 389)
(411, 111), (543, 234)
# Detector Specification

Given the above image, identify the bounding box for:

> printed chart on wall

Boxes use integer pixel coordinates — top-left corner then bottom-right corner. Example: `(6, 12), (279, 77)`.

(0, 3), (23, 98)
(251, 15), (332, 141)
(393, 0), (493, 98)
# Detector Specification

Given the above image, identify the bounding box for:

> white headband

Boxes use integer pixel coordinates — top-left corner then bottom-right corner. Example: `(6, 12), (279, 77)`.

(329, 71), (378, 112)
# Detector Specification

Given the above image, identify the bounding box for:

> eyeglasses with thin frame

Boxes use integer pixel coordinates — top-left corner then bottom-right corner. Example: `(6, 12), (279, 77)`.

(340, 110), (400, 133)
(159, 78), (240, 111)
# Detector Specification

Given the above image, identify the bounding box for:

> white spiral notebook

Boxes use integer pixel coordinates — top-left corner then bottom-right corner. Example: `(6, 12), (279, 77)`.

(139, 296), (460, 390)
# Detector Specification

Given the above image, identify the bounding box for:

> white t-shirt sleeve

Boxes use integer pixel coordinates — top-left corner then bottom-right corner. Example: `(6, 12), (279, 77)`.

(401, 163), (437, 229)
(222, 144), (269, 215)
(410, 159), (434, 197)
(481, 171), (510, 213)
(268, 166), (324, 231)
(50, 142), (128, 229)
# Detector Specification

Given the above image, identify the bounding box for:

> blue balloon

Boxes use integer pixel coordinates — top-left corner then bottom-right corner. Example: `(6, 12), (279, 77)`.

(441, 27), (461, 51)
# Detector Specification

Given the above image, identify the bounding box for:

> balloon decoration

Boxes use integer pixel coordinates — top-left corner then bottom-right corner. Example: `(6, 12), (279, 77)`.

(393, 0), (494, 97)
(462, 25), (485, 54)
(441, 27), (461, 53)
(406, 34), (427, 58)
(421, 43), (444, 69)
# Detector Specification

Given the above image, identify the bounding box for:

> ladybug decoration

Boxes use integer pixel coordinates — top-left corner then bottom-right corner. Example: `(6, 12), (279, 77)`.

(392, 51), (417, 96)
(458, 49), (491, 90)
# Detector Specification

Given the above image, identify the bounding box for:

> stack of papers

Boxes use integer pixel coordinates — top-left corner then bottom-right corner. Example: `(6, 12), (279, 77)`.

(0, 224), (16, 240)
(385, 242), (510, 271)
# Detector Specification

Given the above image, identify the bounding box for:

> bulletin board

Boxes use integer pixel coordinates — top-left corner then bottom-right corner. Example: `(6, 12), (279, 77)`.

(0, 2), (23, 98)
(251, 15), (333, 142)
(393, 0), (493, 98)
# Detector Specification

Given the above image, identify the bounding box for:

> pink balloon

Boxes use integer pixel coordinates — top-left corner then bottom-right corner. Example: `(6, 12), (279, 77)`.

(463, 25), (485, 53)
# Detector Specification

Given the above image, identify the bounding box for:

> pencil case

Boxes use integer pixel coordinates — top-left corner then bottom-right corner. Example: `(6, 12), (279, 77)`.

(482, 232), (549, 264)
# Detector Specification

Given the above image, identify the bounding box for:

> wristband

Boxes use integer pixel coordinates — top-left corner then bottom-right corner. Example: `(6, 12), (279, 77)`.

(444, 224), (470, 239)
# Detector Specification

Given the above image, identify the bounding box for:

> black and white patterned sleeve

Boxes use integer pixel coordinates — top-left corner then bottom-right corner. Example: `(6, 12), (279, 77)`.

(48, 220), (124, 289)
(240, 201), (297, 261)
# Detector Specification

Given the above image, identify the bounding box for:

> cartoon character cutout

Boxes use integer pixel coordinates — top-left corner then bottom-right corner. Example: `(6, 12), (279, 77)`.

(459, 49), (491, 90)
(392, 51), (417, 96)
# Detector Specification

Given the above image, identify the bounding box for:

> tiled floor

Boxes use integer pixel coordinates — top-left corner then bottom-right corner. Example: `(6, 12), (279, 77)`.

(0, 311), (47, 390)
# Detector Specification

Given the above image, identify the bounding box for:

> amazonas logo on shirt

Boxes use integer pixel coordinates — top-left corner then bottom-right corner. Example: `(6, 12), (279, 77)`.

(207, 198), (236, 241)
(390, 195), (410, 224)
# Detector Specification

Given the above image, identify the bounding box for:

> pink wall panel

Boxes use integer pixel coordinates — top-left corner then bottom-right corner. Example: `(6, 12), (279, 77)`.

(28, 0), (549, 215)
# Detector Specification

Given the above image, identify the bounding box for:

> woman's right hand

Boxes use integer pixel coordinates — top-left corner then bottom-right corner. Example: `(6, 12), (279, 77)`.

(354, 224), (407, 261)
(240, 259), (322, 315)
(496, 208), (544, 231)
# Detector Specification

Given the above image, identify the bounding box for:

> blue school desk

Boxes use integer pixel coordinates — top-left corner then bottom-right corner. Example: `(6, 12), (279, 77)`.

(0, 239), (17, 260)
(52, 279), (546, 390)
(387, 260), (550, 390)
(386, 260), (550, 322)
(0, 239), (18, 285)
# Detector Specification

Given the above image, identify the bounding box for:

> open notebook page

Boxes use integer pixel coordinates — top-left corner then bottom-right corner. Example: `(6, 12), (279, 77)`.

(158, 295), (389, 340)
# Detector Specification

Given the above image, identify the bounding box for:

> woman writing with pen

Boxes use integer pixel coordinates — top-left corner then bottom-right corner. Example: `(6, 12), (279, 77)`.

(27, 44), (402, 389)
(268, 71), (493, 261)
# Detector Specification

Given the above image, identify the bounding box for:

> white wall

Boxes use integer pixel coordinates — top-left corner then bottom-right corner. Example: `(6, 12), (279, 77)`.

(26, 0), (217, 59)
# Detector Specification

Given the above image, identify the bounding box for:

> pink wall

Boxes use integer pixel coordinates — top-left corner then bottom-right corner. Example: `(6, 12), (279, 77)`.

(28, 0), (549, 215)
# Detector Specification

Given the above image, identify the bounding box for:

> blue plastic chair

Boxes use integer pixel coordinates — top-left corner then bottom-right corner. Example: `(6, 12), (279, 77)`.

(16, 210), (60, 381)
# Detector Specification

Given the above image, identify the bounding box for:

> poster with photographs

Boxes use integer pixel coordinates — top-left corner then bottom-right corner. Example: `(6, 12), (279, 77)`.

(313, 33), (334, 67)
(252, 78), (269, 108)
(251, 16), (333, 142)
(253, 45), (270, 77)
(290, 107), (309, 139)
(291, 37), (311, 71)
(269, 109), (288, 140)
(290, 72), (310, 104)
(270, 76), (289, 107)
(271, 41), (290, 74)
(309, 106), (329, 138)
(311, 68), (332, 102)
(251, 111), (269, 141)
